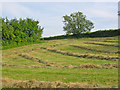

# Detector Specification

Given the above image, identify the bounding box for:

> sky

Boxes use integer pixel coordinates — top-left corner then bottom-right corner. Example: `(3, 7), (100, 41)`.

(1, 1), (118, 37)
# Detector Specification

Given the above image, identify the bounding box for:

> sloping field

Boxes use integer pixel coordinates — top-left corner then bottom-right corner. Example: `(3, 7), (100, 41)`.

(2, 36), (119, 88)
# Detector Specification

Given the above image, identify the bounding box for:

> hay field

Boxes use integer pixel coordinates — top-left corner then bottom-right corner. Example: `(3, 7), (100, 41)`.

(2, 36), (119, 88)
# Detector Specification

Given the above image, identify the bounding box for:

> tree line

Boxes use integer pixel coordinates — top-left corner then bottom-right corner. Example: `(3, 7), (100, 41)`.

(2, 11), (110, 46)
(1, 17), (43, 46)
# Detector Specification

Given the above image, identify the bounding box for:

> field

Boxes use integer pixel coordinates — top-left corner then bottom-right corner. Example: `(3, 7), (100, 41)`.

(2, 36), (119, 88)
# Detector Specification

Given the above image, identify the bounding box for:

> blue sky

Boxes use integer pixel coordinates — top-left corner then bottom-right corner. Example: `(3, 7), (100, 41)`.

(2, 2), (118, 37)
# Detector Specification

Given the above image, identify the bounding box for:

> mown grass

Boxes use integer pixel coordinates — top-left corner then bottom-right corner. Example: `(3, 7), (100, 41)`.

(49, 38), (118, 53)
(50, 36), (118, 45)
(2, 36), (119, 88)
(52, 45), (118, 57)
(29, 49), (117, 66)
(2, 66), (118, 86)
(2, 41), (46, 50)
(2, 55), (44, 66)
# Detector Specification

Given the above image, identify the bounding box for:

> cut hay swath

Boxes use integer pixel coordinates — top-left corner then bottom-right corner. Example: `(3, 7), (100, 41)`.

(40, 47), (119, 61)
(70, 45), (118, 53)
(84, 42), (119, 47)
(2, 63), (118, 69)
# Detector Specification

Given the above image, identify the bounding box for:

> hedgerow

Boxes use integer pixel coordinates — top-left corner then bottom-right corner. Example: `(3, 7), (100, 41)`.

(43, 29), (120, 40)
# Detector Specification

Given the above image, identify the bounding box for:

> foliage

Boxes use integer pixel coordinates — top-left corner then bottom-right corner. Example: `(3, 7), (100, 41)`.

(63, 11), (94, 35)
(1, 17), (43, 46)
(43, 29), (120, 40)
(84, 29), (120, 37)
(2, 40), (45, 50)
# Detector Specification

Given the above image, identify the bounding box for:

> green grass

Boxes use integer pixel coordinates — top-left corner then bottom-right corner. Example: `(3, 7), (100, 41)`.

(2, 55), (44, 66)
(52, 45), (118, 57)
(2, 36), (119, 88)
(50, 38), (118, 53)
(29, 49), (117, 66)
(2, 40), (46, 50)
(2, 66), (118, 86)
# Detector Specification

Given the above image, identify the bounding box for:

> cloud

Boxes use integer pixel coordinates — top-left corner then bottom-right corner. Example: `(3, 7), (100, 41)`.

(2, 2), (118, 37)
(2, 2), (33, 18)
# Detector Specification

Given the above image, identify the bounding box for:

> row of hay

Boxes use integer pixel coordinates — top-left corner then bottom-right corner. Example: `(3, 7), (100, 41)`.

(48, 43), (64, 47)
(2, 63), (118, 69)
(3, 43), (63, 56)
(2, 63), (60, 68)
(19, 53), (50, 65)
(84, 42), (119, 47)
(103, 40), (118, 43)
(40, 47), (119, 61)
(70, 45), (117, 53)
(62, 64), (118, 69)
(2, 63), (18, 67)
(2, 78), (114, 88)
(21, 44), (64, 54)
(18, 53), (60, 67)
(90, 40), (118, 42)
(2, 63), (43, 68)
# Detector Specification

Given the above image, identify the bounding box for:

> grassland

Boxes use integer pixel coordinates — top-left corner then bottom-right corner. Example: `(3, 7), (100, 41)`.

(2, 36), (119, 88)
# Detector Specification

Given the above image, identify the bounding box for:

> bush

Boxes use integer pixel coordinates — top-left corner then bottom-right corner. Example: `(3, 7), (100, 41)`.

(1, 17), (43, 46)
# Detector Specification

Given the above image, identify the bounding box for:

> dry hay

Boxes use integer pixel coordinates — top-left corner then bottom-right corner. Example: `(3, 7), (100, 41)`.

(103, 40), (118, 43)
(70, 45), (118, 53)
(84, 42), (119, 47)
(63, 64), (118, 69)
(48, 43), (63, 47)
(40, 47), (119, 61)
(19, 53), (61, 67)
(102, 64), (118, 69)
(2, 63), (43, 68)
(90, 40), (118, 43)
(2, 63), (18, 67)
(2, 43), (62, 56)
(2, 63), (61, 69)
(2, 62), (118, 69)
(19, 53), (49, 64)
(19, 44), (64, 54)
(2, 78), (111, 88)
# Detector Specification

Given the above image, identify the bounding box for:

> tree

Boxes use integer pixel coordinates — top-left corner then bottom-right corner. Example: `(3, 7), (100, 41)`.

(1, 17), (43, 46)
(63, 11), (94, 35)
(2, 24), (15, 41)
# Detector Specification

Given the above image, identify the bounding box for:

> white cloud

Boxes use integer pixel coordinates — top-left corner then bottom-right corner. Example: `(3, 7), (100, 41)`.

(2, 2), (33, 18)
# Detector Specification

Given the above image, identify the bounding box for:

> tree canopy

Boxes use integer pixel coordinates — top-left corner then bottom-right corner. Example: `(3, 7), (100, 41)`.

(1, 17), (43, 46)
(63, 11), (94, 35)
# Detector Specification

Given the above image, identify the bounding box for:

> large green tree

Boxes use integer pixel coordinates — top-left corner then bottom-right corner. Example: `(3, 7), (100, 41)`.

(63, 11), (94, 35)
(1, 17), (43, 46)
(2, 24), (15, 41)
